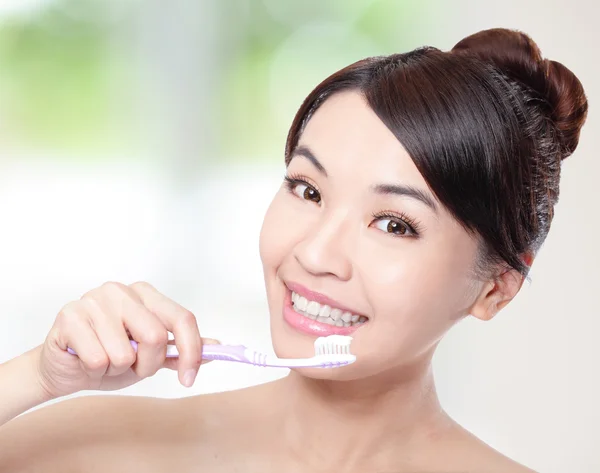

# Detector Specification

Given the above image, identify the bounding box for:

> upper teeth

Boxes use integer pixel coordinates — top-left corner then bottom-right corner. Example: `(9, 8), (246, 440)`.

(291, 291), (367, 327)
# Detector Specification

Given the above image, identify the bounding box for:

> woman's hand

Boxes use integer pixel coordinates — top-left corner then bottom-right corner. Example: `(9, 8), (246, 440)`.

(35, 281), (212, 400)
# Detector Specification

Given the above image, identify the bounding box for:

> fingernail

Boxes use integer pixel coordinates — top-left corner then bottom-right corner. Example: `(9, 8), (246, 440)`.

(183, 369), (197, 387)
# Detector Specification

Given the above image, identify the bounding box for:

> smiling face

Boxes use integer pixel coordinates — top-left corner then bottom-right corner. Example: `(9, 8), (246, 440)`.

(259, 91), (491, 380)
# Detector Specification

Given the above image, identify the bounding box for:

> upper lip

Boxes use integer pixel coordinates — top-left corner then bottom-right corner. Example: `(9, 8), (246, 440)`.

(285, 281), (368, 318)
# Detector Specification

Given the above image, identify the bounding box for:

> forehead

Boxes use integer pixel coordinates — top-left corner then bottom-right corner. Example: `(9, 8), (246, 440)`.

(296, 91), (425, 187)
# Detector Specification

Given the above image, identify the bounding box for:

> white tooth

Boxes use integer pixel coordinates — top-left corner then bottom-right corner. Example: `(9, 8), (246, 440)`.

(330, 308), (342, 321)
(319, 305), (331, 318)
(318, 316), (334, 325)
(297, 297), (308, 311)
(308, 312), (317, 320)
(292, 292), (298, 303)
(335, 319), (344, 327)
(307, 301), (320, 316)
(341, 312), (352, 323)
(351, 314), (359, 323)
(343, 321), (351, 327)
(359, 316), (367, 323)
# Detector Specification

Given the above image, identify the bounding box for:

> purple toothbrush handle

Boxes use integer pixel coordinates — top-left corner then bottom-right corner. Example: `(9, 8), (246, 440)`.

(200, 344), (263, 364)
(67, 339), (138, 356)
(66, 341), (262, 365)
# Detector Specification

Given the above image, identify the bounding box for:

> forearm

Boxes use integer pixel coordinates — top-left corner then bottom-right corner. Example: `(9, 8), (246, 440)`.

(0, 346), (53, 427)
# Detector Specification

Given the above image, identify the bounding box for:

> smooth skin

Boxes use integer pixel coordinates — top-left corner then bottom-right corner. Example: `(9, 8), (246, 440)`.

(0, 91), (537, 473)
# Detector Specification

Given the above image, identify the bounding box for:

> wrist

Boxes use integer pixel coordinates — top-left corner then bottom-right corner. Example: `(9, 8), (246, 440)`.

(23, 345), (57, 405)
(0, 345), (55, 426)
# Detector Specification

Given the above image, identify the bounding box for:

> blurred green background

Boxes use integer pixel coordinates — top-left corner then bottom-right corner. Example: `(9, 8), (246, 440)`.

(0, 0), (434, 171)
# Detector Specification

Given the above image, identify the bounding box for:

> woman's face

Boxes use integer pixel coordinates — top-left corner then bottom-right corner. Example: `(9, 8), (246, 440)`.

(259, 91), (486, 380)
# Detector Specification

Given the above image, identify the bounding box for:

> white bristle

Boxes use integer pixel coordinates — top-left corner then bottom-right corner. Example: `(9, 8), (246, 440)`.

(314, 335), (353, 357)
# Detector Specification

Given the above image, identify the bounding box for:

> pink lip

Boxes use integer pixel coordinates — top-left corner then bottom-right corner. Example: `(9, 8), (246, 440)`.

(282, 283), (368, 337)
(285, 281), (366, 317)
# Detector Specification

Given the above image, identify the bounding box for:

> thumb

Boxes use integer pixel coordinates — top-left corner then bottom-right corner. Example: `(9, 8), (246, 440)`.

(198, 338), (221, 365)
(162, 337), (221, 371)
(201, 337), (221, 346)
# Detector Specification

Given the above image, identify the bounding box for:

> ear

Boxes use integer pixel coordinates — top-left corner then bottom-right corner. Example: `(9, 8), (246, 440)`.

(469, 264), (529, 322)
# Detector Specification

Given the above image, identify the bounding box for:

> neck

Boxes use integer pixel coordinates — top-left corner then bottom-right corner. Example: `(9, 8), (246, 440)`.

(275, 355), (450, 472)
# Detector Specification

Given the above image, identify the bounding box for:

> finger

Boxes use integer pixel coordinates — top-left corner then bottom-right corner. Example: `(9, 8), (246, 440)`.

(162, 358), (214, 371)
(84, 299), (136, 377)
(162, 338), (220, 371)
(55, 303), (109, 379)
(83, 281), (168, 379)
(129, 282), (203, 387)
(121, 300), (169, 379)
(166, 311), (201, 387)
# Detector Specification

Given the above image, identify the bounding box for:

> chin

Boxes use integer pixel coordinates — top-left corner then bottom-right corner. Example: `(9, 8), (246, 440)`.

(290, 365), (366, 381)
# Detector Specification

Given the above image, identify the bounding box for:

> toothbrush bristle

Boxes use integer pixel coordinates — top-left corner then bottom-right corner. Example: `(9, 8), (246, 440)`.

(314, 335), (353, 357)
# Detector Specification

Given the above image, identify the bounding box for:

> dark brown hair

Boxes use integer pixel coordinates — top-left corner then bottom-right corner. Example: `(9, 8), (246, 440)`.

(284, 28), (588, 277)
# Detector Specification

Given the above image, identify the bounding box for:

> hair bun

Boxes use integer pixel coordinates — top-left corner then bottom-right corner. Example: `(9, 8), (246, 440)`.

(451, 28), (588, 159)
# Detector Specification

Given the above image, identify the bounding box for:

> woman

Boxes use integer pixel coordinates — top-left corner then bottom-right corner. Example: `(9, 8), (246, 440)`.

(0, 28), (588, 472)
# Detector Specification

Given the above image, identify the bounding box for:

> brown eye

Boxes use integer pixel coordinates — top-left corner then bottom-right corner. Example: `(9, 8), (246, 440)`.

(373, 217), (414, 237)
(293, 183), (321, 204)
(387, 220), (407, 235)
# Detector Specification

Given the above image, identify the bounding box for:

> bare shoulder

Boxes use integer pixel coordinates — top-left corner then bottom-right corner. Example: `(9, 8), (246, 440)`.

(0, 394), (178, 473)
(467, 446), (537, 473)
(439, 422), (538, 473)
(0, 383), (271, 473)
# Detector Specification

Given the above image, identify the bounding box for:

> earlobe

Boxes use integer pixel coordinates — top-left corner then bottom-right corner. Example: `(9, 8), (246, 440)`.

(469, 280), (498, 321)
(469, 268), (524, 321)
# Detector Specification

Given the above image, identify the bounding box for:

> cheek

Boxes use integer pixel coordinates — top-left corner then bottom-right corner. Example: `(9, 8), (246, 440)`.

(259, 191), (304, 274)
(357, 236), (478, 333)
(259, 194), (291, 321)
(259, 194), (285, 269)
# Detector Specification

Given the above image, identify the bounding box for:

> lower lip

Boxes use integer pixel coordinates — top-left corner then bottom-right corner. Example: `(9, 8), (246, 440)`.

(282, 288), (364, 337)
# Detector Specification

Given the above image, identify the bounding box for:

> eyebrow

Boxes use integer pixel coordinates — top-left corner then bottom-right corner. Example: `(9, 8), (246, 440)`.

(372, 184), (437, 212)
(289, 145), (437, 212)
(288, 145), (328, 177)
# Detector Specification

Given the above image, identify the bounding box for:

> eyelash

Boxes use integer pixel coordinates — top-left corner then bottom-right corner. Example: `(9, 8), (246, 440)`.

(283, 173), (422, 237)
(371, 210), (421, 237)
(284, 173), (321, 198)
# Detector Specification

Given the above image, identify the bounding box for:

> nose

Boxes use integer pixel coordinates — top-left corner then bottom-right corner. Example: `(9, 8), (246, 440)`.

(293, 213), (353, 281)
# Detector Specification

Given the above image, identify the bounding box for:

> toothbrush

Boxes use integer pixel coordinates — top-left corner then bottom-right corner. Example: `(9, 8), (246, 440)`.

(67, 334), (356, 369)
